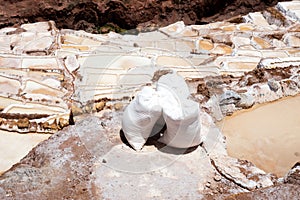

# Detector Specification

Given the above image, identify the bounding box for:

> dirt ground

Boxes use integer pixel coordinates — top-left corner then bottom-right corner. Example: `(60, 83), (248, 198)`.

(0, 0), (288, 33)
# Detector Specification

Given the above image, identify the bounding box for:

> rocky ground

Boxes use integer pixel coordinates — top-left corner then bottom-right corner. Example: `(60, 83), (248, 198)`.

(0, 0), (289, 33)
(0, 0), (300, 199)
(0, 115), (299, 199)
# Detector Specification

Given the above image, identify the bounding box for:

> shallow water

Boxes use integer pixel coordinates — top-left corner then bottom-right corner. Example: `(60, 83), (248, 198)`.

(218, 95), (300, 177)
(0, 131), (50, 175)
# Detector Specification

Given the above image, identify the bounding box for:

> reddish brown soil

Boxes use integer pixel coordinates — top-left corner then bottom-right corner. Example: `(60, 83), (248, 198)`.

(0, 0), (289, 33)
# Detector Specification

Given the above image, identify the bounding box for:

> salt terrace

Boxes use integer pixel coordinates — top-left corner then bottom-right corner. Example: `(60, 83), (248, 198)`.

(0, 1), (300, 134)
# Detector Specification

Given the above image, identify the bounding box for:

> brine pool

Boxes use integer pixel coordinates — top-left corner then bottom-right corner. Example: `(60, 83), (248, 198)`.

(218, 95), (300, 177)
(0, 131), (51, 175)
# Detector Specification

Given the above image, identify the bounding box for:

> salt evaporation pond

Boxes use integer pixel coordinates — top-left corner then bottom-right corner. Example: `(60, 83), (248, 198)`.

(219, 95), (300, 177)
(0, 131), (51, 175)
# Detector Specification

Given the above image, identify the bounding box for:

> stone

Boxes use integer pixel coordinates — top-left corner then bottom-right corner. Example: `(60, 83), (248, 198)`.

(211, 155), (274, 191)
(281, 79), (300, 96)
(113, 103), (123, 110)
(236, 93), (255, 108)
(244, 12), (270, 27)
(251, 84), (284, 104)
(95, 101), (106, 112)
(16, 118), (30, 129)
(209, 32), (232, 45)
(277, 1), (300, 21)
(291, 74), (300, 88)
(284, 162), (300, 185)
(214, 174), (222, 182)
(268, 79), (281, 92)
(206, 182), (211, 188)
(219, 90), (241, 106)
(220, 104), (236, 116)
(263, 7), (291, 27)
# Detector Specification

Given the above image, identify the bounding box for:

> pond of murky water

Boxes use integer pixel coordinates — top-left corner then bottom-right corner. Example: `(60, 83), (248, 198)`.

(218, 95), (300, 177)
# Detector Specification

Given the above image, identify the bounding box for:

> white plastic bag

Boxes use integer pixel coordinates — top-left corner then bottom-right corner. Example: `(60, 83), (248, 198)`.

(122, 86), (162, 150)
(122, 71), (203, 150)
(157, 76), (202, 148)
